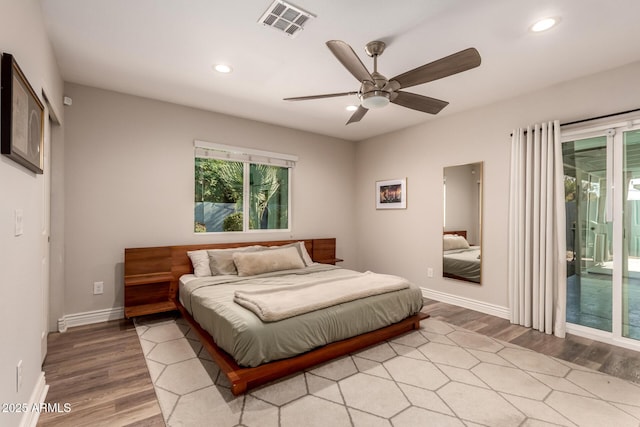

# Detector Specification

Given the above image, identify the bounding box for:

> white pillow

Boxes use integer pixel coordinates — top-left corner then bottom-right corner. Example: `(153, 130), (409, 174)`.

(233, 246), (305, 276)
(187, 250), (211, 277)
(443, 235), (470, 251)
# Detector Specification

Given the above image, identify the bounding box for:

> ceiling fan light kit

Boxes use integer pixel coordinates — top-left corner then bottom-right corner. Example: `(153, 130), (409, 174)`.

(284, 39), (481, 125)
(360, 91), (390, 109)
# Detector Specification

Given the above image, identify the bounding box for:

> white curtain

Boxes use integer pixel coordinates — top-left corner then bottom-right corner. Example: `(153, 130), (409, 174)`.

(508, 121), (567, 337)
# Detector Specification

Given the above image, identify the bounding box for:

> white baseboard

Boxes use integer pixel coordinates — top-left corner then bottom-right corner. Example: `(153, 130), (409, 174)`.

(19, 372), (48, 427)
(58, 307), (124, 332)
(421, 287), (510, 320)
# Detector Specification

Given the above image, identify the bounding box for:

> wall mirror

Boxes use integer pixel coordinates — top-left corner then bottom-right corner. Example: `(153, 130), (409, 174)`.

(443, 162), (483, 284)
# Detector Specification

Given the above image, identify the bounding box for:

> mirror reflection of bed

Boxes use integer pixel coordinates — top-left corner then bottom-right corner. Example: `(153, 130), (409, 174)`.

(443, 161), (483, 284)
(443, 230), (481, 283)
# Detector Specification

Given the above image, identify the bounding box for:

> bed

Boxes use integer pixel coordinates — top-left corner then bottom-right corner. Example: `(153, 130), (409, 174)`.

(443, 230), (481, 283)
(124, 238), (427, 394)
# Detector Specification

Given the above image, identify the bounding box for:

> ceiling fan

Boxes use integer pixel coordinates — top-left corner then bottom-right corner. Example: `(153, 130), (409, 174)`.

(284, 40), (481, 125)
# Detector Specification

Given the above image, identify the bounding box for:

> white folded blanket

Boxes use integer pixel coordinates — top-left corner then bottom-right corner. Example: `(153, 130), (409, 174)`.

(234, 271), (409, 322)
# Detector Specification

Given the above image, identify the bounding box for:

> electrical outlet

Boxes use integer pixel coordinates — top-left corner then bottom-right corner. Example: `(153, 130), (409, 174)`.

(427, 268), (434, 278)
(93, 281), (104, 295)
(16, 360), (22, 392)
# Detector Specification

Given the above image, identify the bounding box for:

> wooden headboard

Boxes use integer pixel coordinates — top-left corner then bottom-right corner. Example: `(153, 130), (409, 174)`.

(123, 238), (337, 318)
(444, 230), (467, 239)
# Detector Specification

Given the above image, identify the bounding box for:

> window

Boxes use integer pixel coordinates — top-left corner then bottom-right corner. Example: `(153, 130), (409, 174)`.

(194, 141), (296, 233)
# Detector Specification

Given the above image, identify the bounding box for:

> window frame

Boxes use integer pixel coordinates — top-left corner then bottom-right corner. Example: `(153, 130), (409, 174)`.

(194, 140), (297, 234)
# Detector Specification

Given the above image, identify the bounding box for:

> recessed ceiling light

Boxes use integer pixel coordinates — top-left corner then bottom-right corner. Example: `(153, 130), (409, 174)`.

(346, 105), (358, 111)
(214, 64), (232, 73)
(531, 17), (558, 32)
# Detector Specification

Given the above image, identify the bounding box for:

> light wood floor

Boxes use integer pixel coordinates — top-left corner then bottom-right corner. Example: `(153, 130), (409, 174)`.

(37, 299), (640, 426)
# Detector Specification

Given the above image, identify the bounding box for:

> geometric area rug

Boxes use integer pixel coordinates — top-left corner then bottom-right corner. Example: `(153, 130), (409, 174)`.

(135, 314), (640, 427)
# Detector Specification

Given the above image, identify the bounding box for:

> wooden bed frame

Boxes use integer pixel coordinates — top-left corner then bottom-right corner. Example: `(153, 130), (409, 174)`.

(444, 230), (467, 239)
(124, 238), (428, 395)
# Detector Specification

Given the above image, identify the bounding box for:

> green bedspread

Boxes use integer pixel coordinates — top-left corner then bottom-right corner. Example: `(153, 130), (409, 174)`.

(179, 264), (424, 367)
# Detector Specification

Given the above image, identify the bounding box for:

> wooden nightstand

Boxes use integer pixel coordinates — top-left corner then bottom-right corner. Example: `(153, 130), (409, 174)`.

(312, 238), (342, 265)
(124, 271), (177, 318)
(124, 246), (179, 318)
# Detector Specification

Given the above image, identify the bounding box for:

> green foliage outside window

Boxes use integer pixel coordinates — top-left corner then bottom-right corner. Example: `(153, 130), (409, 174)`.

(194, 158), (241, 204)
(223, 212), (243, 231)
(249, 164), (288, 230)
(195, 157), (289, 232)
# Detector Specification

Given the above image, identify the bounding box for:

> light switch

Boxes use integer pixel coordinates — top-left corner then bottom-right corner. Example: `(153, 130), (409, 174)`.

(14, 209), (24, 236)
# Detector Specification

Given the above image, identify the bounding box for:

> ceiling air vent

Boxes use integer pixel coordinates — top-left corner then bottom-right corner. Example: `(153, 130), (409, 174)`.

(258, 0), (315, 38)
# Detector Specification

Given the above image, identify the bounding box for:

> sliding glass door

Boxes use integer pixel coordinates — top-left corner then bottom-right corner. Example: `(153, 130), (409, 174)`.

(563, 121), (640, 343)
(563, 136), (612, 332)
(622, 129), (640, 339)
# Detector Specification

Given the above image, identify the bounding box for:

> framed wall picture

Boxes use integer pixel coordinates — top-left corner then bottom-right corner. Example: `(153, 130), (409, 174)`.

(376, 178), (407, 209)
(1, 53), (45, 174)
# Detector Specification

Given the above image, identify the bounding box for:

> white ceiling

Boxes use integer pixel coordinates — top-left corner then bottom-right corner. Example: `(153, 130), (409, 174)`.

(40, 0), (640, 141)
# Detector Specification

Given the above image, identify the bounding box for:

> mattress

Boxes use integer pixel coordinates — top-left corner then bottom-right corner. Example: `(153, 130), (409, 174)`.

(179, 263), (424, 367)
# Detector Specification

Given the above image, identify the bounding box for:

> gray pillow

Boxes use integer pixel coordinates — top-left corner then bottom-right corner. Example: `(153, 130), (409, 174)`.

(207, 246), (260, 275)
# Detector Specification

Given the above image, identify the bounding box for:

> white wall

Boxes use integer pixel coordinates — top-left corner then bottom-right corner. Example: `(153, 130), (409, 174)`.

(0, 0), (64, 425)
(60, 83), (356, 316)
(354, 60), (640, 312)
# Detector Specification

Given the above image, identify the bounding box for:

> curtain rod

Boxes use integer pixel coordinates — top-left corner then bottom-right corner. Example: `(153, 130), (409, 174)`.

(510, 107), (640, 136)
(561, 107), (640, 127)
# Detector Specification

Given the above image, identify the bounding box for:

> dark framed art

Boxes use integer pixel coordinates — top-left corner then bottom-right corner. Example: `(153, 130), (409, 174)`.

(1, 53), (45, 174)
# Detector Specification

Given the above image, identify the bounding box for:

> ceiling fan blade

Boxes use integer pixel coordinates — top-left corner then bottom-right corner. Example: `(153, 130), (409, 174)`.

(390, 47), (481, 89)
(326, 40), (374, 83)
(346, 105), (368, 125)
(284, 91), (358, 101)
(391, 91), (449, 114)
